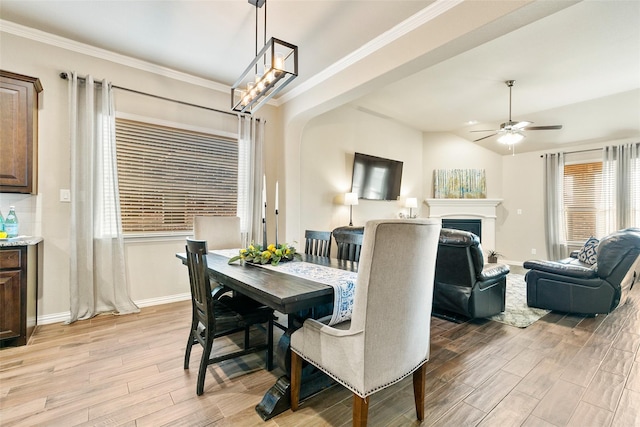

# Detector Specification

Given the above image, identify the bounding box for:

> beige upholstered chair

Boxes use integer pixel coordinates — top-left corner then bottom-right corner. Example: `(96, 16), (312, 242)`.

(290, 219), (441, 426)
(193, 216), (242, 249)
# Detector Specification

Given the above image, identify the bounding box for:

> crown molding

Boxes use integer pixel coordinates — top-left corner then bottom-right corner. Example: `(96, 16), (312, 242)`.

(276, 0), (463, 106)
(0, 19), (230, 93)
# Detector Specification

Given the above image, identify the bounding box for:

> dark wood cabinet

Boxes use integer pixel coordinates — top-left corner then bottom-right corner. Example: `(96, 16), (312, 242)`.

(0, 71), (43, 194)
(0, 243), (40, 347)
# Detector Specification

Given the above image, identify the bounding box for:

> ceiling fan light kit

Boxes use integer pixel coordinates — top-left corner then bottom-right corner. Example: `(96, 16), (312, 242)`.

(231, 0), (298, 114)
(472, 80), (563, 147)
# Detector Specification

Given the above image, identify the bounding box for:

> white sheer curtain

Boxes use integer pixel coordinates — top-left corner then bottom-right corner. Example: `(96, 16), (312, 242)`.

(237, 116), (265, 247)
(603, 142), (640, 233)
(67, 72), (139, 323)
(544, 153), (568, 260)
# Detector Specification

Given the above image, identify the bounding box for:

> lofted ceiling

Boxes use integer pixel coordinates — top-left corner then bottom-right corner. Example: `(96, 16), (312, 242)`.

(1, 0), (639, 154)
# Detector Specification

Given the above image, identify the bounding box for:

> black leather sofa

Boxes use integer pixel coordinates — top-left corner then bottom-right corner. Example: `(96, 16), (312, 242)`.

(433, 228), (510, 319)
(523, 228), (640, 315)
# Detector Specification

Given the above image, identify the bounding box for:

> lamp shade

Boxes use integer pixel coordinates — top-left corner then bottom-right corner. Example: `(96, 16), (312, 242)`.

(405, 197), (418, 209)
(344, 192), (359, 206)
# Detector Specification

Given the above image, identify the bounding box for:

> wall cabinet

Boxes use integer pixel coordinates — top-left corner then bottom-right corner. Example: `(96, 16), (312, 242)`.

(0, 242), (41, 347)
(0, 71), (43, 194)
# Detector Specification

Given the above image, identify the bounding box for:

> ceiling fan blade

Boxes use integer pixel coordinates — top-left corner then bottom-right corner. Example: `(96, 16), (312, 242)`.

(470, 129), (499, 133)
(513, 121), (532, 129)
(525, 125), (563, 130)
(473, 133), (498, 142)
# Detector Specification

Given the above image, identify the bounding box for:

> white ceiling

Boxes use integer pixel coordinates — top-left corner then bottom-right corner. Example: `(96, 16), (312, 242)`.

(1, 0), (639, 154)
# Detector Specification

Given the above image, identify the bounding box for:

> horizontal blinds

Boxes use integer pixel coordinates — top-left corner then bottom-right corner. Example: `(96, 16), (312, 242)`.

(115, 118), (238, 233)
(563, 161), (603, 242)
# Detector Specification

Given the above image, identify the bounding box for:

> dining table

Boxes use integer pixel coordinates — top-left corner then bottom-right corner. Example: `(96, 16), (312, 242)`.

(175, 250), (358, 421)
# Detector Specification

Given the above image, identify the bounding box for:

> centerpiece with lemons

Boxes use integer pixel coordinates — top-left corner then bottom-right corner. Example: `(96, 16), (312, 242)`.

(228, 243), (301, 266)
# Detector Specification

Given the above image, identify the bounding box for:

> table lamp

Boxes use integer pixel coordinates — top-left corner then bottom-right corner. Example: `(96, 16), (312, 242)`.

(344, 192), (359, 226)
(405, 197), (418, 218)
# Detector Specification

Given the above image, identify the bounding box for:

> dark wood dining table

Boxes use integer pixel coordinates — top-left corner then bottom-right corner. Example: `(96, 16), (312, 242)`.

(175, 251), (358, 420)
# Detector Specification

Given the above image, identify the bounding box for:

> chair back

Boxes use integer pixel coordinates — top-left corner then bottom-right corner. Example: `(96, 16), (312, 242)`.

(304, 230), (332, 257)
(435, 228), (484, 287)
(185, 239), (213, 330)
(351, 219), (441, 391)
(335, 232), (364, 262)
(193, 216), (241, 250)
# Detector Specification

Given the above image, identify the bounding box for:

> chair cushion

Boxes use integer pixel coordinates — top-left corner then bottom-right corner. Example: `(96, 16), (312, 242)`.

(578, 237), (599, 265)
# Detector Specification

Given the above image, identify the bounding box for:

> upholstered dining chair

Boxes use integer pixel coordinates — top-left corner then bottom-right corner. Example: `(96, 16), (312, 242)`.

(334, 231), (364, 262)
(184, 239), (274, 395)
(290, 219), (441, 426)
(193, 216), (242, 249)
(304, 230), (332, 257)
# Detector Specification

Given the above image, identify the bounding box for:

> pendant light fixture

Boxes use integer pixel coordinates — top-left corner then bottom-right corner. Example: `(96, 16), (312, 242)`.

(231, 0), (298, 114)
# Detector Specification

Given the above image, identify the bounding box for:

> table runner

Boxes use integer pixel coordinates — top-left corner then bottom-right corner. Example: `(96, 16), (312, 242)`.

(211, 250), (357, 326)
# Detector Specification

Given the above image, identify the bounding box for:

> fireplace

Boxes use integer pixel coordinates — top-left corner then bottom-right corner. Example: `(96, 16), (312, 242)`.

(425, 198), (502, 251)
(442, 219), (482, 240)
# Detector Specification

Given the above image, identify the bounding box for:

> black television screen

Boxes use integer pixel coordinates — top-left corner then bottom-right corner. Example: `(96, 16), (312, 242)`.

(351, 152), (403, 200)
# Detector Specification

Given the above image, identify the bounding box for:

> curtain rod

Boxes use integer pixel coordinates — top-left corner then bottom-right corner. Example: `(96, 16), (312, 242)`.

(59, 72), (239, 118)
(540, 147), (602, 158)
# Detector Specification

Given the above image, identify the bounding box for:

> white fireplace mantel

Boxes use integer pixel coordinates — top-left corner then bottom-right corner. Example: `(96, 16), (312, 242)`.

(425, 198), (503, 250)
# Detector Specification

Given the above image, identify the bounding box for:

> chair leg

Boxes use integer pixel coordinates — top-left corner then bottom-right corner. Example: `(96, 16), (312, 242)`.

(266, 317), (274, 371)
(290, 351), (303, 411)
(413, 363), (426, 421)
(244, 326), (250, 350)
(196, 335), (214, 396)
(184, 332), (193, 369)
(352, 394), (369, 427)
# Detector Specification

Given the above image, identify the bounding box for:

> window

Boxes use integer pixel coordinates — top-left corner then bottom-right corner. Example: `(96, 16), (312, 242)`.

(563, 161), (603, 243)
(115, 118), (238, 233)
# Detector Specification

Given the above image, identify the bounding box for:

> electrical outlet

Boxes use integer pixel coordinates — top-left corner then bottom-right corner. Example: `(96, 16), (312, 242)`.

(517, 209), (522, 215)
(531, 248), (537, 255)
(60, 189), (71, 202)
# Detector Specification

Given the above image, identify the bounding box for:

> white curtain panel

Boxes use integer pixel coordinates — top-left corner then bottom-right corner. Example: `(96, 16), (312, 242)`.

(237, 116), (265, 248)
(67, 72), (139, 323)
(603, 142), (640, 232)
(544, 153), (568, 260)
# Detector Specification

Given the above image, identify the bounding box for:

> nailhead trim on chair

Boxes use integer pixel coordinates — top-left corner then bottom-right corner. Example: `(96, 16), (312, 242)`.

(292, 349), (428, 398)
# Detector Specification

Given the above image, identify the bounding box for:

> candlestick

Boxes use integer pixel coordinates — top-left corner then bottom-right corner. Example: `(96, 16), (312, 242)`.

(275, 209), (279, 247)
(262, 175), (267, 220)
(262, 216), (267, 250)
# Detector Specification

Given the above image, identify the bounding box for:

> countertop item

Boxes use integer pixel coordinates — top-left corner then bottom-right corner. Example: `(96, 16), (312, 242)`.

(0, 236), (44, 247)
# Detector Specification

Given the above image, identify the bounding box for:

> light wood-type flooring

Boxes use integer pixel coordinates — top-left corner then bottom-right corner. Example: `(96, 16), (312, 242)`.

(1, 283), (639, 426)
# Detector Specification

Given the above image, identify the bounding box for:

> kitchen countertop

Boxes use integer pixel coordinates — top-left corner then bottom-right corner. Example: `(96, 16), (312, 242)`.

(0, 236), (44, 247)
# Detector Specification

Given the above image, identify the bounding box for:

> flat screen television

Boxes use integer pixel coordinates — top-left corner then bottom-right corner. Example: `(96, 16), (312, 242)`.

(351, 152), (403, 201)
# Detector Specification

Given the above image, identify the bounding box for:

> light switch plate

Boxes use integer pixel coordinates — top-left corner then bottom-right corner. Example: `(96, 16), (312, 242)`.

(60, 189), (71, 202)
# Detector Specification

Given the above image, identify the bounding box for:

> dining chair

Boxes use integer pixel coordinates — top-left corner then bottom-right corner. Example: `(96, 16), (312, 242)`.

(304, 230), (332, 257)
(184, 238), (274, 395)
(193, 216), (242, 249)
(290, 219), (441, 426)
(334, 231), (364, 262)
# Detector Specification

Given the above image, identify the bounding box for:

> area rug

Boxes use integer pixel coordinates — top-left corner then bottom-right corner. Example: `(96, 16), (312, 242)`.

(489, 273), (550, 328)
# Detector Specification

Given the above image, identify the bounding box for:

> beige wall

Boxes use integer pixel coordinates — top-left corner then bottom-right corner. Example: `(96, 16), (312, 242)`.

(300, 106), (424, 237)
(0, 32), (283, 322)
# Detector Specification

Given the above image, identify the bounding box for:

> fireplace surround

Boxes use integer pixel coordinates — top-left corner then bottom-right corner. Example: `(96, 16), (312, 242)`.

(425, 198), (502, 253)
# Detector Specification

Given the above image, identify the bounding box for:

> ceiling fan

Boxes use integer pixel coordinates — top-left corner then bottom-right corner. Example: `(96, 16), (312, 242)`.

(472, 80), (562, 145)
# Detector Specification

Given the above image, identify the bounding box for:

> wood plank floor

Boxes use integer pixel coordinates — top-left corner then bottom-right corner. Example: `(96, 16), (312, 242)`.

(1, 284), (639, 426)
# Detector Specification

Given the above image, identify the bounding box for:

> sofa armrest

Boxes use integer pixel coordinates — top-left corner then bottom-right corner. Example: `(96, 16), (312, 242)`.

(479, 263), (510, 281)
(523, 259), (597, 279)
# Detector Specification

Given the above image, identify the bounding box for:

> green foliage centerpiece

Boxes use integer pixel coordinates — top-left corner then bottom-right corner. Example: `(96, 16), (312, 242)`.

(228, 243), (301, 266)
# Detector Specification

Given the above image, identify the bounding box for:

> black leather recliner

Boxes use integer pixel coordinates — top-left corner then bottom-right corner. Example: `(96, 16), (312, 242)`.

(523, 228), (640, 315)
(433, 228), (510, 319)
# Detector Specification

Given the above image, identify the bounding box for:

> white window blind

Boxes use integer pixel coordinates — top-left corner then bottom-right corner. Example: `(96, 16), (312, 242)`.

(563, 161), (604, 242)
(115, 118), (238, 233)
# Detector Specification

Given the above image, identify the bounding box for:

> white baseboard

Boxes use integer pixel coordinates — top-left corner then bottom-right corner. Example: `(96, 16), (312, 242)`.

(37, 293), (191, 325)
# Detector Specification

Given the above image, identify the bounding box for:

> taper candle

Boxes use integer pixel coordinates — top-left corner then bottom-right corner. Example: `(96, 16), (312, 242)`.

(275, 181), (279, 211)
